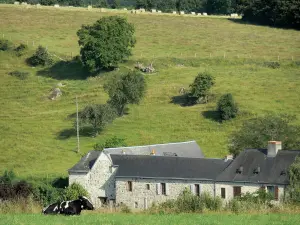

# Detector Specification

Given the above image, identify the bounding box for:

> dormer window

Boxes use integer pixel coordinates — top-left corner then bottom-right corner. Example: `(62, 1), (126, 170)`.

(236, 166), (243, 174)
(253, 167), (261, 174)
(280, 170), (287, 176)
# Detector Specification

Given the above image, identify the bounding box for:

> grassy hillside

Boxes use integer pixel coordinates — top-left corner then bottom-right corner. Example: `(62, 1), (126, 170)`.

(0, 5), (300, 177)
(1, 213), (300, 225)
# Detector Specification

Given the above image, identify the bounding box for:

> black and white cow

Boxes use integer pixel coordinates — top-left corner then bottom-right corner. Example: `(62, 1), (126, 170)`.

(42, 196), (94, 215)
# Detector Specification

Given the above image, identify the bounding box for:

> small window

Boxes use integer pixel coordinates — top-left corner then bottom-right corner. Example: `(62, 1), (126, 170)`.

(161, 183), (166, 195)
(221, 188), (226, 199)
(127, 181), (132, 192)
(267, 186), (278, 200)
(233, 186), (241, 197)
(195, 184), (200, 196)
(146, 184), (150, 190)
(134, 202), (138, 208)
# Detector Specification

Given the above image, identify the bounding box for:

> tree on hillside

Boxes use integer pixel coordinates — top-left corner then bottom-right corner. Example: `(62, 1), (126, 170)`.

(188, 72), (215, 104)
(77, 16), (136, 72)
(104, 71), (146, 116)
(79, 104), (117, 135)
(229, 114), (300, 156)
(206, 0), (232, 14)
(217, 93), (238, 121)
(288, 156), (300, 203)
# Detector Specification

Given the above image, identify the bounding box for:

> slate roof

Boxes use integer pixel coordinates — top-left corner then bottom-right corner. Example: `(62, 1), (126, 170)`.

(110, 154), (231, 180)
(216, 149), (300, 185)
(68, 151), (101, 173)
(103, 141), (204, 158)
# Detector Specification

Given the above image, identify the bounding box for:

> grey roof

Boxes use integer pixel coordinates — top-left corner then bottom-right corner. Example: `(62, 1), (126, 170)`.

(216, 149), (300, 185)
(110, 154), (231, 180)
(68, 151), (101, 173)
(103, 141), (204, 158)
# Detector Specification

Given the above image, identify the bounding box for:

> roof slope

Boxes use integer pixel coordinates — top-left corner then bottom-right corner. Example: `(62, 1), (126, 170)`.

(216, 149), (300, 184)
(68, 151), (101, 173)
(103, 141), (204, 158)
(110, 154), (231, 180)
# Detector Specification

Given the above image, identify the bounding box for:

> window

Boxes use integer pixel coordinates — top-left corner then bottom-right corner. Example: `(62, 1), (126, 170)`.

(233, 186), (241, 197)
(267, 186), (279, 200)
(146, 184), (150, 190)
(134, 202), (138, 208)
(161, 183), (166, 195)
(127, 181), (132, 192)
(195, 184), (200, 196)
(221, 188), (226, 199)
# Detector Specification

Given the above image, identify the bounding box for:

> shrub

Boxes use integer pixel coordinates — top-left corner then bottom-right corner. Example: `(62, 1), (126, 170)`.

(0, 181), (33, 201)
(0, 39), (13, 51)
(217, 93), (238, 121)
(200, 192), (222, 211)
(31, 182), (63, 206)
(27, 45), (53, 66)
(94, 136), (127, 151)
(287, 156), (300, 203)
(9, 71), (30, 80)
(188, 72), (215, 104)
(14, 43), (28, 57)
(120, 203), (131, 213)
(263, 61), (280, 69)
(63, 183), (89, 201)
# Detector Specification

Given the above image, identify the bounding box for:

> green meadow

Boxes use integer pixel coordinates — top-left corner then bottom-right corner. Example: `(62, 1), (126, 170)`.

(0, 4), (300, 177)
(0, 213), (300, 225)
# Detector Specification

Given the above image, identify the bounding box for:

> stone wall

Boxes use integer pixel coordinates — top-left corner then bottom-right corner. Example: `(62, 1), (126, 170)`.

(69, 153), (116, 208)
(115, 178), (214, 209)
(215, 182), (286, 202)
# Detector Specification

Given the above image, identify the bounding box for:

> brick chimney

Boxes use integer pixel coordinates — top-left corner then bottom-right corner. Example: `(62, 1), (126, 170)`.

(267, 141), (282, 157)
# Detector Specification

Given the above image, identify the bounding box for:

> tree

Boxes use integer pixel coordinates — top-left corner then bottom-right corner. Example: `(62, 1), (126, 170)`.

(288, 156), (300, 203)
(188, 72), (215, 104)
(77, 16), (136, 72)
(79, 104), (117, 135)
(104, 71), (146, 116)
(94, 136), (127, 151)
(217, 93), (238, 121)
(229, 114), (300, 156)
(206, 0), (232, 14)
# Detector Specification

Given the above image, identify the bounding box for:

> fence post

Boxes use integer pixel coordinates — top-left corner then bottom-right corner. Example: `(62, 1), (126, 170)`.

(223, 52), (226, 59)
(292, 56), (294, 61)
(278, 56), (280, 61)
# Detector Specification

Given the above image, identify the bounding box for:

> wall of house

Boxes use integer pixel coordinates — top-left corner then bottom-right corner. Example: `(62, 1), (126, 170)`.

(115, 178), (214, 209)
(215, 182), (286, 202)
(69, 153), (117, 208)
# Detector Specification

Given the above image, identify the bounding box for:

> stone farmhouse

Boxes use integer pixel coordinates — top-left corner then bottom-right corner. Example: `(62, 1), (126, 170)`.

(68, 141), (300, 209)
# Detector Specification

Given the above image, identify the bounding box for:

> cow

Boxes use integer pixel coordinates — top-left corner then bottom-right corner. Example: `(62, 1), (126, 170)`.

(42, 202), (60, 215)
(42, 196), (94, 215)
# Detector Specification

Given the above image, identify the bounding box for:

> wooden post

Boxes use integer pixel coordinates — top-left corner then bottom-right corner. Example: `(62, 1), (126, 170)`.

(194, 53), (197, 58)
(292, 56), (294, 61)
(76, 96), (80, 153)
(223, 52), (226, 59)
(278, 56), (280, 61)
(210, 53), (211, 58)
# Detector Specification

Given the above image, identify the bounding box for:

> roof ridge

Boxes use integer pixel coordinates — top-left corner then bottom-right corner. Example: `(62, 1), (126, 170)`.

(104, 140), (197, 150)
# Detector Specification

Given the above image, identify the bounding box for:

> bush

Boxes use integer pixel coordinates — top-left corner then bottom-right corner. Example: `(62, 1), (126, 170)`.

(120, 203), (131, 213)
(63, 183), (89, 201)
(94, 136), (127, 151)
(200, 192), (222, 211)
(9, 71), (30, 80)
(0, 181), (33, 201)
(217, 93), (238, 121)
(188, 72), (215, 104)
(0, 39), (13, 51)
(31, 182), (63, 206)
(14, 43), (28, 57)
(27, 45), (53, 66)
(263, 61), (280, 69)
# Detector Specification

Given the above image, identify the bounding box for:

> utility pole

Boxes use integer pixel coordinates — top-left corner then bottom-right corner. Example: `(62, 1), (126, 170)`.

(76, 96), (80, 153)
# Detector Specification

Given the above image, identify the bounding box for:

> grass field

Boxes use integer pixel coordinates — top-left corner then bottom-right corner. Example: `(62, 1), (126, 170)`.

(0, 4), (300, 177)
(1, 213), (300, 225)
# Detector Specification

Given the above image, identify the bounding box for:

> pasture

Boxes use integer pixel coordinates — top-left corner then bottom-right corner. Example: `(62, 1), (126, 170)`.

(0, 4), (300, 177)
(0, 213), (300, 225)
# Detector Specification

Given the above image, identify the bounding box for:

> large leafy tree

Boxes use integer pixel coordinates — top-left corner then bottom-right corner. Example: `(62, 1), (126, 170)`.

(229, 114), (300, 156)
(104, 71), (146, 116)
(77, 16), (136, 72)
(217, 93), (238, 121)
(288, 156), (300, 203)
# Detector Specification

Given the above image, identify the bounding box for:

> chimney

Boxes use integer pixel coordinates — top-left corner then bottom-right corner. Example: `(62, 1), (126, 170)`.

(150, 149), (156, 156)
(224, 154), (233, 161)
(267, 141), (282, 157)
